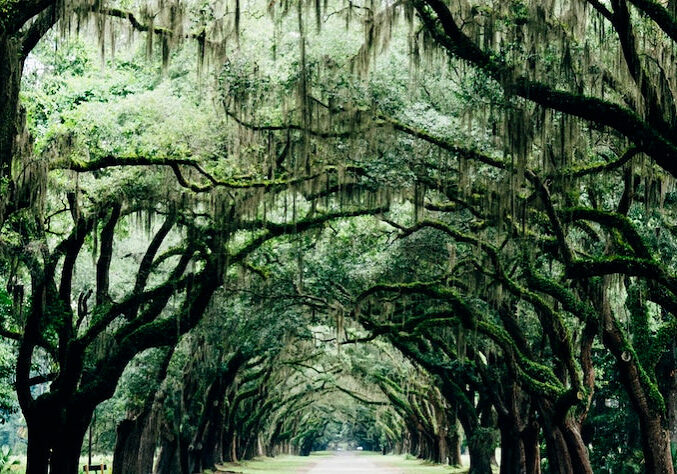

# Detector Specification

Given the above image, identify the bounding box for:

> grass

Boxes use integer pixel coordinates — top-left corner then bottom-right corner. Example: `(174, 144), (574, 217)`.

(214, 450), (470, 473)
(5, 454), (115, 473)
(211, 452), (325, 473)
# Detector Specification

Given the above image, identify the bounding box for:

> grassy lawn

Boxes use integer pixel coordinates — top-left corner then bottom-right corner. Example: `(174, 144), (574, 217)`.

(212, 452), (327, 473)
(4, 455), (115, 473)
(214, 450), (470, 473)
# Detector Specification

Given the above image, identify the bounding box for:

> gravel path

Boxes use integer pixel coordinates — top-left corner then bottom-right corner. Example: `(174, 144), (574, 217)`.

(304, 452), (403, 473)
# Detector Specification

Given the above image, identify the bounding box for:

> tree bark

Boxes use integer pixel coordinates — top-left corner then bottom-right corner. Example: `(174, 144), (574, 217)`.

(197, 352), (246, 469)
(665, 342), (677, 443)
(24, 403), (93, 474)
(113, 350), (174, 474)
(113, 419), (143, 474)
(113, 402), (163, 474)
(603, 316), (675, 474)
(467, 430), (493, 474)
(25, 421), (51, 474)
(538, 408), (592, 474)
(0, 33), (25, 225)
(436, 431), (447, 464)
(0, 34), (22, 177)
(498, 422), (524, 474)
(448, 422), (462, 466)
(154, 436), (180, 474)
(521, 421), (541, 474)
(48, 419), (91, 474)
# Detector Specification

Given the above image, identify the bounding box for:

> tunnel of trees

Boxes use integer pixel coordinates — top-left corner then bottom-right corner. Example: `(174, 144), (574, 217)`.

(2, 0), (677, 473)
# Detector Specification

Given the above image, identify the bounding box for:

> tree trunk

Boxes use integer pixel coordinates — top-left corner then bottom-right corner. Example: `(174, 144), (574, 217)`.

(638, 414), (674, 474)
(496, 412), (541, 473)
(154, 436), (180, 474)
(0, 33), (24, 225)
(560, 418), (592, 474)
(48, 422), (91, 474)
(541, 421), (573, 474)
(448, 424), (462, 466)
(436, 431), (448, 464)
(668, 342), (677, 444)
(24, 402), (93, 474)
(197, 353), (246, 469)
(137, 408), (162, 474)
(200, 416), (223, 469)
(113, 350), (173, 474)
(25, 425), (51, 474)
(467, 431), (494, 474)
(178, 432), (192, 474)
(522, 421), (541, 474)
(113, 403), (162, 474)
(113, 419), (142, 474)
(0, 34), (21, 175)
(535, 396), (591, 474)
(603, 317), (675, 474)
(498, 423), (524, 474)
(540, 416), (591, 474)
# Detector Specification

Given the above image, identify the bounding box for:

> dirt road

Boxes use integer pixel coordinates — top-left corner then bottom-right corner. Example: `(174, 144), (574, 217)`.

(304, 452), (404, 473)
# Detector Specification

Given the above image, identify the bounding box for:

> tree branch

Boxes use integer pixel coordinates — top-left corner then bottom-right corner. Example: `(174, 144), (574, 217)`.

(415, 0), (677, 176)
(627, 0), (677, 43)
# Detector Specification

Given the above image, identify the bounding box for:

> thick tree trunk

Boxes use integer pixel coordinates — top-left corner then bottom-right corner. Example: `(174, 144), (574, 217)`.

(540, 415), (591, 474)
(522, 421), (541, 474)
(0, 33), (24, 226)
(467, 432), (493, 474)
(436, 432), (447, 464)
(498, 423), (524, 474)
(413, 427), (423, 458)
(200, 416), (224, 469)
(154, 436), (181, 474)
(541, 422), (573, 474)
(113, 402), (162, 474)
(561, 418), (592, 474)
(300, 436), (314, 456)
(566, 419), (591, 471)
(0, 34), (21, 175)
(496, 412), (540, 474)
(114, 350), (174, 474)
(137, 410), (162, 474)
(178, 432), (192, 474)
(113, 419), (143, 474)
(448, 423), (462, 466)
(197, 353), (246, 469)
(668, 342), (677, 444)
(24, 403), (93, 474)
(603, 318), (675, 474)
(25, 425), (51, 474)
(638, 413), (674, 474)
(48, 420), (90, 474)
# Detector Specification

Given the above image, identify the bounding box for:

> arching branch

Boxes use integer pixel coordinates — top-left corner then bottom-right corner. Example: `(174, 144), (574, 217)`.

(627, 0), (677, 43)
(414, 0), (677, 176)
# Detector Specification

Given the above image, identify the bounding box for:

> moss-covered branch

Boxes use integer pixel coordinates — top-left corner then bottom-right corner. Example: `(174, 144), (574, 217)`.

(627, 0), (677, 43)
(414, 0), (677, 176)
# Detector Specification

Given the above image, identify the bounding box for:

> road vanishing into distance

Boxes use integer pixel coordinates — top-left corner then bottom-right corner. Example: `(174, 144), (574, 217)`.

(305, 452), (404, 473)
